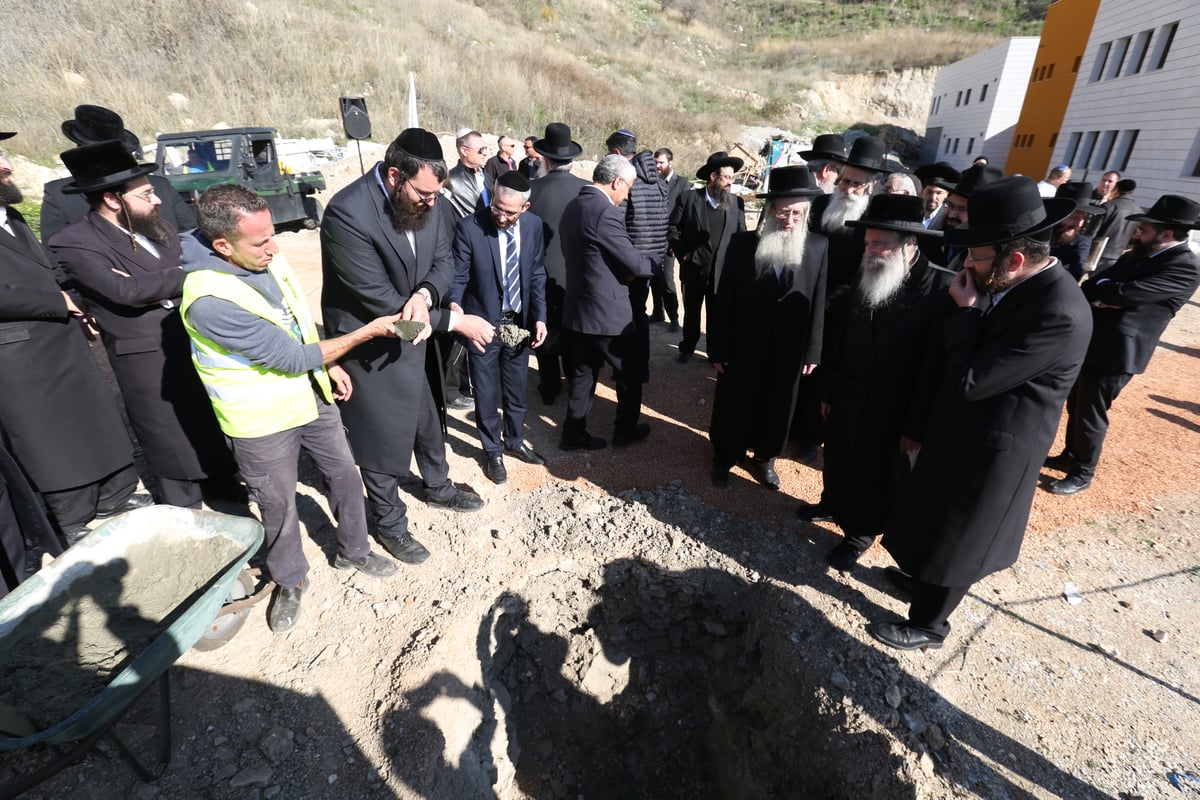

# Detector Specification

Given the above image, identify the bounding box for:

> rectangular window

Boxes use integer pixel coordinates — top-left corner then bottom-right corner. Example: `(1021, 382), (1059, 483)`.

(1092, 130), (1118, 170)
(980, 83), (989, 102)
(1150, 22), (1178, 70)
(953, 139), (960, 154)
(1049, 132), (1058, 149)
(1126, 29), (1153, 75)
(1072, 55), (1082, 73)
(1090, 42), (1111, 82)
(964, 88), (971, 105)
(945, 138), (951, 154)
(1076, 131), (1099, 169)
(1115, 130), (1140, 171)
(967, 138), (975, 154)
(1046, 63), (1055, 79)
(956, 91), (962, 107)
(1063, 132), (1082, 166)
(1105, 37), (1131, 80)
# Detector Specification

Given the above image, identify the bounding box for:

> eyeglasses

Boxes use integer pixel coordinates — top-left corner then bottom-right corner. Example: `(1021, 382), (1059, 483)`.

(490, 204), (523, 220)
(835, 177), (868, 190)
(122, 187), (158, 203)
(404, 180), (440, 203)
(964, 249), (1002, 265)
(773, 209), (806, 221)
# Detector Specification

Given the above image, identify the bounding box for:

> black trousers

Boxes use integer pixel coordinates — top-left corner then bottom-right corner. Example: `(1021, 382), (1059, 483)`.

(907, 581), (971, 638)
(41, 464), (139, 532)
(650, 256), (679, 322)
(1064, 365), (1133, 479)
(563, 329), (643, 441)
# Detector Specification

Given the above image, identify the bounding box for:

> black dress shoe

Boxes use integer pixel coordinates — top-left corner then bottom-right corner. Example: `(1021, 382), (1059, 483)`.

(1043, 451), (1077, 470)
(378, 532), (431, 564)
(795, 501), (833, 522)
(560, 434), (607, 451)
(333, 550), (398, 577)
(447, 395), (475, 411)
(504, 443), (545, 465)
(61, 525), (92, 547)
(745, 457), (780, 490)
(267, 583), (304, 633)
(95, 492), (154, 519)
(825, 541), (864, 573)
(1047, 473), (1091, 495)
(676, 350), (692, 364)
(613, 423), (651, 447)
(486, 456), (508, 485)
(868, 621), (944, 651)
(882, 566), (916, 597)
(426, 488), (485, 511)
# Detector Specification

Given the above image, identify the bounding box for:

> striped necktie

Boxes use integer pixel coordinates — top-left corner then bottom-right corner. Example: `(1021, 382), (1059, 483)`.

(504, 231), (522, 314)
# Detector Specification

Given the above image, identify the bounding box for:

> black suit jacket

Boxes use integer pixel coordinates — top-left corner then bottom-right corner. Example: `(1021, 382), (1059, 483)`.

(40, 173), (195, 243)
(560, 186), (656, 337)
(449, 207), (547, 327)
(668, 187), (745, 291)
(1081, 242), (1200, 374)
(529, 169), (589, 287)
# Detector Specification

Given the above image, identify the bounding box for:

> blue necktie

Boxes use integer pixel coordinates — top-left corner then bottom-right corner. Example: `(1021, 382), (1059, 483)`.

(504, 233), (522, 314)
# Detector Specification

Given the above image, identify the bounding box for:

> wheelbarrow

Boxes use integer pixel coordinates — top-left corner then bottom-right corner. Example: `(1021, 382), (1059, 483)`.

(0, 506), (265, 797)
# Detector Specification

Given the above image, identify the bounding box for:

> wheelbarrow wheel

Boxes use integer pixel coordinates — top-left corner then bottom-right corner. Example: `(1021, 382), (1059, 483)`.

(194, 568), (256, 651)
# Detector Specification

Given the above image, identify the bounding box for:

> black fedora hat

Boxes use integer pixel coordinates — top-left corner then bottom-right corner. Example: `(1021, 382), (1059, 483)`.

(0, 132), (14, 141)
(60, 140), (156, 195)
(533, 122), (582, 161)
(1127, 194), (1200, 230)
(914, 161), (961, 192)
(1055, 181), (1105, 213)
(944, 176), (1076, 247)
(391, 128), (443, 161)
(846, 194), (943, 237)
(61, 104), (141, 156)
(757, 165), (824, 199)
(841, 136), (894, 173)
(949, 163), (1006, 199)
(697, 151), (744, 181)
(799, 133), (847, 163)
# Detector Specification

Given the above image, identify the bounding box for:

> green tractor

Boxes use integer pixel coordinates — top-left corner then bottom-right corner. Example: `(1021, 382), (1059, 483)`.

(155, 127), (326, 229)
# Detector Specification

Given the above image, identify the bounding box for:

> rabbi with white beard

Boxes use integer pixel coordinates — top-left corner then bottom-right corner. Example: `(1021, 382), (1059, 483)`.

(797, 194), (954, 572)
(706, 166), (828, 490)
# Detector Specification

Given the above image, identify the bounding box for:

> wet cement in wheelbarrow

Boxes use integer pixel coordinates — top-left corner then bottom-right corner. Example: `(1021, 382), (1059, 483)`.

(0, 534), (236, 730)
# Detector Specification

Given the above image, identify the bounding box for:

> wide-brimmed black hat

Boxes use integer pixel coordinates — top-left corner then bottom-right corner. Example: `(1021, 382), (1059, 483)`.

(61, 105), (141, 156)
(1055, 181), (1105, 213)
(697, 151), (744, 181)
(846, 194), (943, 237)
(533, 122), (582, 161)
(799, 133), (847, 163)
(949, 164), (1006, 199)
(392, 128), (443, 161)
(60, 140), (156, 195)
(944, 176), (1076, 247)
(1127, 195), (1200, 230)
(841, 136), (893, 173)
(0, 132), (14, 141)
(914, 161), (961, 192)
(757, 165), (823, 199)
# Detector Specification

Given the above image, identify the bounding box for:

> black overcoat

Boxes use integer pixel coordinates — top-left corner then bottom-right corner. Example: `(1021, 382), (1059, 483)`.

(882, 263), (1093, 586)
(821, 255), (953, 537)
(48, 213), (233, 481)
(707, 230), (827, 460)
(0, 210), (132, 492)
(668, 188), (745, 291)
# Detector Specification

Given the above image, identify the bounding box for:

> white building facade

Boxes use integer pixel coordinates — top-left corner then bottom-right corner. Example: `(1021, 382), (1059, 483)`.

(920, 37), (1040, 170)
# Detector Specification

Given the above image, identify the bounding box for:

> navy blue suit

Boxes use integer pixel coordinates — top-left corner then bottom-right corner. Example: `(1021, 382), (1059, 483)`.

(448, 208), (548, 456)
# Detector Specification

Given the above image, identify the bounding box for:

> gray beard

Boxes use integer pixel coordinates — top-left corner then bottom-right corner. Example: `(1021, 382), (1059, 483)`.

(858, 251), (910, 308)
(754, 214), (808, 280)
(821, 189), (868, 231)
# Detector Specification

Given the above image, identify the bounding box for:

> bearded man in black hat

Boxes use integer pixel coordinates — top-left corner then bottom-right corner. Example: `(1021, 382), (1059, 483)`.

(799, 133), (847, 194)
(41, 104), (195, 242)
(0, 131), (143, 544)
(913, 162), (960, 230)
(528, 122), (588, 404)
(321, 128), (497, 565)
(1046, 194), (1200, 496)
(800, 194), (952, 571)
(919, 163), (1006, 268)
(872, 176), (1092, 651)
(668, 151), (746, 363)
(47, 140), (239, 510)
(1049, 181), (1104, 280)
(707, 166), (827, 488)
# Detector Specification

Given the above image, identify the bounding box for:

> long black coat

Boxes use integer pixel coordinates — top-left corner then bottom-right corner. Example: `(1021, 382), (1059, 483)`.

(47, 213), (233, 481)
(40, 174), (196, 243)
(0, 209), (132, 492)
(1081, 242), (1200, 375)
(708, 230), (827, 461)
(668, 188), (745, 292)
(320, 164), (454, 475)
(821, 256), (953, 537)
(530, 169), (589, 355)
(882, 264), (1093, 586)
(0, 441), (61, 598)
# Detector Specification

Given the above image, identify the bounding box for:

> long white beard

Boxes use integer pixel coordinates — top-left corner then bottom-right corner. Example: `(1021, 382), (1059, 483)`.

(858, 250), (910, 308)
(754, 212), (808, 280)
(821, 189), (869, 231)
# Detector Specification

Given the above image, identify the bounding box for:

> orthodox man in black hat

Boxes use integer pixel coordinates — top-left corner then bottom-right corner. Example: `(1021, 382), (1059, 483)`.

(668, 151), (746, 363)
(47, 140), (240, 511)
(0, 130), (146, 545)
(447, 170), (549, 486)
(872, 176), (1093, 651)
(321, 128), (496, 566)
(1046, 194), (1200, 496)
(801, 194), (952, 570)
(41, 104), (195, 243)
(707, 166), (828, 489)
(1048, 181), (1104, 281)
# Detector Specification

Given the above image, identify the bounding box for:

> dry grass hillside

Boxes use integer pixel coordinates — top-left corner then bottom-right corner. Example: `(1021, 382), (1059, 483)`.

(0, 0), (1040, 173)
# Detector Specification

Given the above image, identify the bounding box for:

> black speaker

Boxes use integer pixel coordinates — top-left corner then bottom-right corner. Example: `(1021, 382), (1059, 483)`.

(340, 96), (371, 141)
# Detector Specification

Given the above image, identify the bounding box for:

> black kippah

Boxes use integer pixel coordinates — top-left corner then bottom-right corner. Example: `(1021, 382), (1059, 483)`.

(497, 171), (530, 192)
(391, 128), (442, 161)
